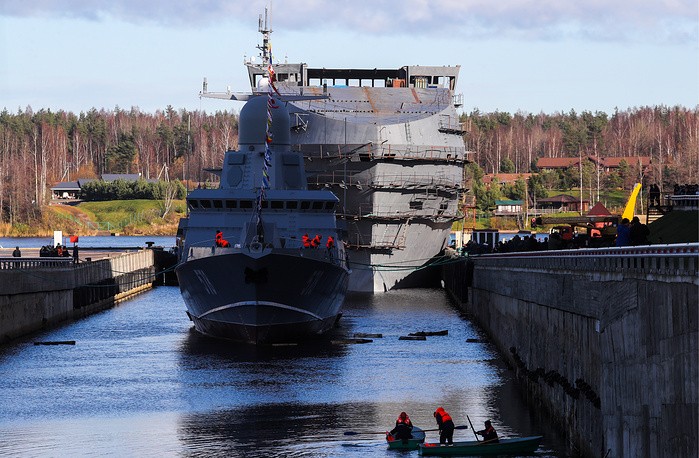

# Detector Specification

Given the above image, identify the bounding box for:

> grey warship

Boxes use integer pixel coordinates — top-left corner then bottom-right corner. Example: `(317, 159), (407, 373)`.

(202, 11), (469, 293)
(175, 95), (349, 344)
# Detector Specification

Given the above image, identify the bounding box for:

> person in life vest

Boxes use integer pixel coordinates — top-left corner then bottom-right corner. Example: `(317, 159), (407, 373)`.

(215, 230), (230, 248)
(302, 233), (311, 248)
(387, 411), (414, 443)
(326, 235), (335, 250)
(433, 407), (455, 445)
(311, 234), (322, 248)
(475, 420), (499, 443)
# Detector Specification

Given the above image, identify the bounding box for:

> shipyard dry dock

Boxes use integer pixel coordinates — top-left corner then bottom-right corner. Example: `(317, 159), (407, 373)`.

(442, 243), (698, 458)
(0, 247), (175, 343)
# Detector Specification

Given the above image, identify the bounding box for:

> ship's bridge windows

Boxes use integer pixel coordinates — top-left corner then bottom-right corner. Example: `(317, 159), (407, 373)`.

(240, 200), (253, 209)
(188, 200), (199, 209)
(271, 201), (284, 210)
(286, 201), (298, 209)
(325, 201), (336, 210)
(200, 200), (212, 209)
(300, 201), (311, 210)
(225, 200), (237, 209)
(312, 201), (324, 210)
(213, 200), (223, 209)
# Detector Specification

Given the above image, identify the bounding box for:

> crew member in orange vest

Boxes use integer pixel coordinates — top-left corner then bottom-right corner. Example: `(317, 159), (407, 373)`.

(215, 230), (230, 247)
(387, 411), (414, 443)
(434, 407), (455, 444)
(326, 235), (335, 250)
(311, 234), (322, 248)
(302, 233), (311, 248)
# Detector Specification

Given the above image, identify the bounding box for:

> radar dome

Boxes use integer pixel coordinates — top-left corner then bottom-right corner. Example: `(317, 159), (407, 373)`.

(239, 96), (290, 146)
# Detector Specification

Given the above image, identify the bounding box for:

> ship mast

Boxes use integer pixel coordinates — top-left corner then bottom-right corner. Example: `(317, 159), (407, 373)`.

(257, 7), (272, 68)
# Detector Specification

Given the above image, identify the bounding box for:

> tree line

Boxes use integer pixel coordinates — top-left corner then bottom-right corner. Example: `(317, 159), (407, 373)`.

(462, 106), (698, 186)
(0, 105), (238, 225)
(0, 104), (696, 226)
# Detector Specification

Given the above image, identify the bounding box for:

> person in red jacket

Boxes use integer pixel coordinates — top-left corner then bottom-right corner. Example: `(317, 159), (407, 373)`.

(311, 234), (322, 248)
(434, 407), (455, 444)
(387, 411), (413, 442)
(302, 233), (311, 248)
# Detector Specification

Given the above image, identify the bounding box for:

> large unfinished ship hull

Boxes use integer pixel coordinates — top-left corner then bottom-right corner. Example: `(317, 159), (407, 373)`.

(285, 87), (466, 293)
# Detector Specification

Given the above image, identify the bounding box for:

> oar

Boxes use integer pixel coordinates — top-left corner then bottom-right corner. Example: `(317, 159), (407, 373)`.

(343, 430), (388, 436)
(344, 425), (469, 436)
(421, 425), (469, 433)
(466, 415), (480, 441)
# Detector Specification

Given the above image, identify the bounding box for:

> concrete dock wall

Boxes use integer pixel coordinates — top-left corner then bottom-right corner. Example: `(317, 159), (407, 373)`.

(443, 245), (698, 457)
(0, 250), (155, 343)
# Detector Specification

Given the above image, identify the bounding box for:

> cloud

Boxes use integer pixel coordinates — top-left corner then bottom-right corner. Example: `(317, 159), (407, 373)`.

(2, 0), (697, 43)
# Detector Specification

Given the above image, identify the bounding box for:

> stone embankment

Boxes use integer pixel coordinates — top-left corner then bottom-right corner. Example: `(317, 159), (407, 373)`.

(442, 244), (698, 457)
(0, 250), (157, 343)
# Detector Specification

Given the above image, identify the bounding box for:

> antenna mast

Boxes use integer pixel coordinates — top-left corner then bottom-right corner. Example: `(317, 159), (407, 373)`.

(257, 7), (272, 67)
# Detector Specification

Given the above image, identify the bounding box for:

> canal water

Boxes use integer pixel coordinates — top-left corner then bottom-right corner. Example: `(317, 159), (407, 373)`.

(0, 283), (569, 456)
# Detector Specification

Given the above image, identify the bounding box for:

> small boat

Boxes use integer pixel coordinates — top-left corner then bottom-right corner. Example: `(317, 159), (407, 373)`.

(418, 436), (543, 456)
(386, 426), (426, 451)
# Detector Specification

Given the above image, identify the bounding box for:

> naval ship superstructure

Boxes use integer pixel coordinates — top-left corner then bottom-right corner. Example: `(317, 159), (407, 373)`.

(202, 11), (469, 293)
(175, 95), (349, 344)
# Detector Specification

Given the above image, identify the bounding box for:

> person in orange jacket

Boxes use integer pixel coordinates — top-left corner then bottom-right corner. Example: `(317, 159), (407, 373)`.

(302, 233), (311, 248)
(388, 411), (414, 443)
(434, 407), (455, 444)
(311, 234), (322, 248)
(326, 235), (335, 250)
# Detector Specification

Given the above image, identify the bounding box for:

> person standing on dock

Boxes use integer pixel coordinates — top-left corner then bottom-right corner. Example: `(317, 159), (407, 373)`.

(615, 218), (631, 247)
(12, 246), (21, 257)
(433, 407), (455, 444)
(72, 244), (79, 264)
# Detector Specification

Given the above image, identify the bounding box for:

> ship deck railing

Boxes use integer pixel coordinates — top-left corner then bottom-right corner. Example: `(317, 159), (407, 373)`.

(296, 143), (470, 163)
(0, 257), (75, 270)
(339, 207), (459, 222)
(184, 245), (349, 268)
(310, 172), (460, 192)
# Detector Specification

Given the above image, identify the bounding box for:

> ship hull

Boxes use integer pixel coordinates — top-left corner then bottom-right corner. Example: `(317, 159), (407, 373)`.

(176, 250), (349, 344)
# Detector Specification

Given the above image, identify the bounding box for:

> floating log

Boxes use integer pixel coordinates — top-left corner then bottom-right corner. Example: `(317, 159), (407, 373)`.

(331, 338), (373, 345)
(353, 332), (383, 338)
(34, 340), (76, 346)
(408, 330), (448, 337)
(466, 338), (488, 343)
(399, 335), (427, 341)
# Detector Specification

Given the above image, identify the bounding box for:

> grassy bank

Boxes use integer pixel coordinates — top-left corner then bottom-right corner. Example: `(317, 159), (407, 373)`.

(1, 200), (186, 237)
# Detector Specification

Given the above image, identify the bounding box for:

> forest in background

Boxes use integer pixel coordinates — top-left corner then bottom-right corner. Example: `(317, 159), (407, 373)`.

(0, 104), (696, 228)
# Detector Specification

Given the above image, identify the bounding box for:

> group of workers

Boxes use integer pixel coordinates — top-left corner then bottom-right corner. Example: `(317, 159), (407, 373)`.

(302, 233), (334, 250)
(214, 230), (337, 251)
(387, 408), (498, 445)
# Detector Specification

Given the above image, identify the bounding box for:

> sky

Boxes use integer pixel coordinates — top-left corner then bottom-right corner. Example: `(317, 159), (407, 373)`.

(0, 0), (697, 116)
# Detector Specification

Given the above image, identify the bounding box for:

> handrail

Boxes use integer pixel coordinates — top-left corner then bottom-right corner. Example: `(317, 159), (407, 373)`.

(0, 258), (74, 270)
(477, 243), (699, 258)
